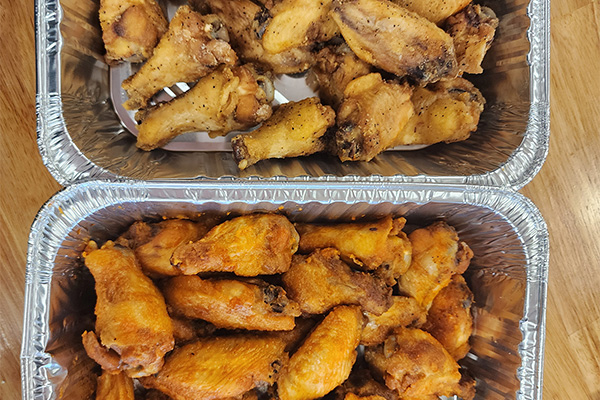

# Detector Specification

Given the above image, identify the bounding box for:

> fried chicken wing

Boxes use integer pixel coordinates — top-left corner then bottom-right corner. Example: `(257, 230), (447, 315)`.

(99, 0), (168, 64)
(163, 276), (301, 331)
(139, 334), (288, 400)
(96, 370), (135, 400)
(282, 248), (392, 315)
(172, 214), (299, 276)
(170, 316), (217, 346)
(422, 274), (474, 360)
(397, 221), (473, 310)
(122, 6), (237, 110)
(446, 4), (499, 74)
(296, 216), (411, 284)
(136, 65), (274, 150)
(231, 98), (336, 170)
(331, 0), (457, 84)
(390, 0), (471, 25)
(334, 73), (414, 162)
(332, 368), (399, 400)
(82, 241), (173, 377)
(278, 306), (364, 400)
(361, 296), (426, 346)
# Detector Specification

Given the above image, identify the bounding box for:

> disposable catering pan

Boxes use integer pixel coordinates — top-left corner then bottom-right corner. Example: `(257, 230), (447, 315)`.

(21, 181), (548, 399)
(35, 0), (549, 188)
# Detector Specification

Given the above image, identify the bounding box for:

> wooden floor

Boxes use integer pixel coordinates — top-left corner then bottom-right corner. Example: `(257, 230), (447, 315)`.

(1, 0), (599, 399)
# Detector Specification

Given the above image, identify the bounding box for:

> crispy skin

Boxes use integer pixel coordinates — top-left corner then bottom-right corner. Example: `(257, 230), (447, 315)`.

(446, 4), (499, 74)
(122, 6), (237, 110)
(333, 368), (399, 400)
(278, 306), (364, 400)
(96, 370), (135, 400)
(99, 0), (167, 64)
(390, 0), (471, 24)
(422, 274), (474, 360)
(361, 296), (426, 346)
(139, 335), (288, 400)
(232, 98), (336, 170)
(136, 65), (274, 150)
(397, 222), (473, 310)
(82, 241), (173, 377)
(296, 216), (411, 284)
(172, 214), (299, 276)
(282, 248), (392, 315)
(163, 276), (301, 331)
(394, 77), (485, 145)
(365, 328), (466, 400)
(332, 0), (457, 84)
(334, 73), (414, 162)
(272, 317), (320, 353)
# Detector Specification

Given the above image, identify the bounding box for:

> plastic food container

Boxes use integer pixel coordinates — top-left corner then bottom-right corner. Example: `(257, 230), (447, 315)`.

(21, 181), (548, 399)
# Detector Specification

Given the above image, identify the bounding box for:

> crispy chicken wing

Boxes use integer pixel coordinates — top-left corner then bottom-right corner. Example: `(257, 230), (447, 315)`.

(397, 221), (473, 310)
(331, 0), (457, 84)
(390, 0), (471, 25)
(139, 334), (288, 400)
(99, 0), (167, 64)
(231, 98), (336, 170)
(135, 65), (274, 150)
(171, 214), (299, 276)
(282, 248), (392, 315)
(278, 306), (364, 400)
(422, 274), (474, 360)
(361, 296), (426, 346)
(122, 6), (237, 110)
(96, 370), (135, 400)
(81, 241), (173, 377)
(334, 73), (414, 162)
(332, 368), (399, 400)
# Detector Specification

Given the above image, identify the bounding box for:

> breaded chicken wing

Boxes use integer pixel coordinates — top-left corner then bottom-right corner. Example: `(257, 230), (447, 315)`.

(422, 274), (474, 360)
(136, 65), (274, 150)
(139, 334), (288, 400)
(96, 370), (135, 400)
(81, 241), (173, 377)
(172, 214), (299, 276)
(122, 6), (237, 110)
(99, 0), (167, 64)
(231, 98), (336, 170)
(390, 0), (471, 24)
(282, 248), (392, 315)
(331, 0), (457, 84)
(397, 221), (473, 310)
(278, 306), (364, 400)
(361, 296), (426, 346)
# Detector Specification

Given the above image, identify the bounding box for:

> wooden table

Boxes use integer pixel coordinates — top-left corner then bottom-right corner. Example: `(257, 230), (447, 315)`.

(1, 0), (598, 398)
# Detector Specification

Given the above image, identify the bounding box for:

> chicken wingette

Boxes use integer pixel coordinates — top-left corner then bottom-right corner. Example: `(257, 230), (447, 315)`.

(96, 370), (135, 400)
(361, 296), (426, 346)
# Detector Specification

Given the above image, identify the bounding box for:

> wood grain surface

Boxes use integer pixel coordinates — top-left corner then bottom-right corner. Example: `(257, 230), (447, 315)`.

(0, 0), (599, 399)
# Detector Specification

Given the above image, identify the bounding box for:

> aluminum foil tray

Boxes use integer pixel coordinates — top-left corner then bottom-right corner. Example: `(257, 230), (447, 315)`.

(21, 181), (548, 400)
(35, 0), (549, 187)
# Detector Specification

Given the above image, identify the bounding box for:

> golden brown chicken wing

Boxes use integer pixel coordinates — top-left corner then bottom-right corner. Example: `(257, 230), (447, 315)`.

(135, 65), (274, 150)
(361, 296), (426, 346)
(278, 306), (364, 400)
(171, 214), (299, 276)
(332, 368), (399, 400)
(296, 216), (411, 285)
(231, 98), (336, 170)
(139, 334), (288, 400)
(122, 6), (238, 110)
(422, 274), (474, 360)
(163, 276), (301, 331)
(282, 248), (392, 315)
(96, 370), (135, 400)
(390, 0), (471, 25)
(331, 0), (457, 84)
(81, 241), (173, 377)
(397, 221), (473, 310)
(99, 0), (168, 64)
(334, 73), (414, 162)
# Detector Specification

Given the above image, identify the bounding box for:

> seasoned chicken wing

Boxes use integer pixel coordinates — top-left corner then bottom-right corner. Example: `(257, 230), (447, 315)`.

(361, 296), (426, 346)
(171, 214), (299, 276)
(99, 0), (167, 64)
(446, 4), (499, 74)
(390, 0), (471, 25)
(231, 98), (336, 170)
(96, 370), (135, 400)
(331, 0), (457, 84)
(139, 334), (288, 400)
(282, 248), (392, 315)
(397, 221), (473, 310)
(122, 6), (237, 110)
(422, 274), (474, 360)
(334, 73), (414, 162)
(332, 368), (399, 400)
(136, 65), (274, 150)
(163, 276), (301, 331)
(81, 241), (173, 377)
(278, 306), (364, 400)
